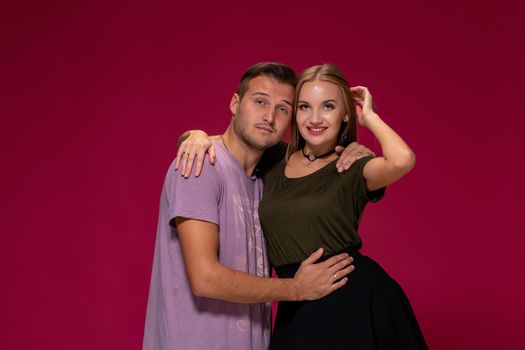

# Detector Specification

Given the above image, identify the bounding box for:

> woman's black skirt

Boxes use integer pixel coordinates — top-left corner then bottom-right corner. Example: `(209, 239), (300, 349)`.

(271, 247), (428, 350)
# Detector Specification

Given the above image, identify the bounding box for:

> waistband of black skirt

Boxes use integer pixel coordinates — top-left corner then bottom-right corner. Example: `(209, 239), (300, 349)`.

(274, 246), (363, 279)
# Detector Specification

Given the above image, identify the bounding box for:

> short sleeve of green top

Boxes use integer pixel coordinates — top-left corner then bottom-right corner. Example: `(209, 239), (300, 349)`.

(258, 156), (385, 267)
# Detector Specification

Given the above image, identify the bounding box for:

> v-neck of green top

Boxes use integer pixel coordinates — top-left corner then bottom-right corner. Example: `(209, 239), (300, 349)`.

(282, 157), (339, 182)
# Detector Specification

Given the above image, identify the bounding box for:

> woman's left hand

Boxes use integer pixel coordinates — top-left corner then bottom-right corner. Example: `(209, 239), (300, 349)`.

(351, 86), (375, 126)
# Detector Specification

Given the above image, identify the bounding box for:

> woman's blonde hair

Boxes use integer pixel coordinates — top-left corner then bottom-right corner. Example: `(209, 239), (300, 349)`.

(287, 64), (357, 159)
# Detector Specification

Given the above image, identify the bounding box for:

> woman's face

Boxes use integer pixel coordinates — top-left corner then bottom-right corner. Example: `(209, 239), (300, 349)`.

(296, 80), (347, 151)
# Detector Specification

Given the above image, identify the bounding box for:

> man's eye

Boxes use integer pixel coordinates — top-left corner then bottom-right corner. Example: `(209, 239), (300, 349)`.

(278, 106), (289, 114)
(255, 99), (266, 106)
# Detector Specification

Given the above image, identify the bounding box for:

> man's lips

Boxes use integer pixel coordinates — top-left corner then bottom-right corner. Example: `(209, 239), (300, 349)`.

(255, 124), (274, 133)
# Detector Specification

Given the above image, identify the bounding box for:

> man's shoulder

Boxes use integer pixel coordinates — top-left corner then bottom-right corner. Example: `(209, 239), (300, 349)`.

(166, 154), (221, 181)
(161, 156), (224, 201)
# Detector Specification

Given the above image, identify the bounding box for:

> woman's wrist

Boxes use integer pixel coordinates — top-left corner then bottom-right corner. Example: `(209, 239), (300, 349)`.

(361, 111), (380, 128)
(190, 129), (208, 137)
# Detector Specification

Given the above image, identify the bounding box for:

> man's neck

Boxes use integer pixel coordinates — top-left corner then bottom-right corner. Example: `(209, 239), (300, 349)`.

(221, 126), (264, 176)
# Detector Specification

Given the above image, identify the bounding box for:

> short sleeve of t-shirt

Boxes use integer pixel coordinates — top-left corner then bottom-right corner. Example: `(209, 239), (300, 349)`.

(344, 156), (386, 204)
(165, 156), (222, 227)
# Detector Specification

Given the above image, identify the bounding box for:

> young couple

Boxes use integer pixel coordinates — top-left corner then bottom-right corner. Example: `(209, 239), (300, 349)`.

(143, 62), (427, 349)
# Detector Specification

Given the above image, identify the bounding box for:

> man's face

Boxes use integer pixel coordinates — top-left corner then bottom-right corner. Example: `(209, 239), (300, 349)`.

(230, 75), (294, 151)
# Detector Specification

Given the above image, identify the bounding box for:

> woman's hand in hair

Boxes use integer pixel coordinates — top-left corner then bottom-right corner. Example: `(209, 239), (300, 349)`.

(351, 86), (375, 127)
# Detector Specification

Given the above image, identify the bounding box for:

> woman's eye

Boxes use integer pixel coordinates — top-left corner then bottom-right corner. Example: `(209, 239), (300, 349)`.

(323, 103), (335, 110)
(298, 104), (309, 111)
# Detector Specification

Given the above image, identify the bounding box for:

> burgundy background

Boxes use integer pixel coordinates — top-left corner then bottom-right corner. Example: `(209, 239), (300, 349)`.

(1, 0), (524, 349)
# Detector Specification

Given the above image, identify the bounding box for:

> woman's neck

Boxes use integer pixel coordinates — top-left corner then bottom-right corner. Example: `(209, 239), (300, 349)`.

(302, 140), (337, 156)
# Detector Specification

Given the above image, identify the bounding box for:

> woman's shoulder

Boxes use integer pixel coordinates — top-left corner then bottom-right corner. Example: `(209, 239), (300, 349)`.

(256, 141), (288, 177)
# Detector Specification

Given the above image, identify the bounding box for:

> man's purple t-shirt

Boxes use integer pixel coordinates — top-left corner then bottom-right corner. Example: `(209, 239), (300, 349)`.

(143, 141), (271, 350)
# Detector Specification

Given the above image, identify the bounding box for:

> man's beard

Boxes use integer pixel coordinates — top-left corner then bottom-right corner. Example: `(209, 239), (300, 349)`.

(233, 116), (277, 151)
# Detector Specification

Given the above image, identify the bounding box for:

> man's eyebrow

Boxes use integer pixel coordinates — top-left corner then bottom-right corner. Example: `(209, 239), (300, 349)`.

(252, 92), (293, 107)
(252, 92), (270, 97)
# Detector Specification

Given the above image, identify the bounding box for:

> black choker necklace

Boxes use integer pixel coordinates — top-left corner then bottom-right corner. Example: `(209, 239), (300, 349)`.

(301, 148), (336, 162)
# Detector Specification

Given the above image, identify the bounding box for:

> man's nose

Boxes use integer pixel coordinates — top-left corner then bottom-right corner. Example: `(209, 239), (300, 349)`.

(262, 109), (276, 124)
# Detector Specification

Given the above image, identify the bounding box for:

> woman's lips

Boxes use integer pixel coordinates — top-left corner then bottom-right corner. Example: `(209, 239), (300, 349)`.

(306, 126), (327, 136)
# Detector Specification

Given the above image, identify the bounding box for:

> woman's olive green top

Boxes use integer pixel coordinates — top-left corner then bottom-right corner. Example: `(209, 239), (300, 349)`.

(258, 153), (385, 267)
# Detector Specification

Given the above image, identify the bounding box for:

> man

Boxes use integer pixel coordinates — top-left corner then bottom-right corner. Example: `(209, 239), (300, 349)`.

(143, 63), (365, 350)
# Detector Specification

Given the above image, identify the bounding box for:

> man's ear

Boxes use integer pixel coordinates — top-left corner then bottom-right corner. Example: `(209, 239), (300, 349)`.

(230, 93), (240, 116)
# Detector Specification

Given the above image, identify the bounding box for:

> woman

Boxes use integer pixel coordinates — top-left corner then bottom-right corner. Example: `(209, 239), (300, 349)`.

(258, 64), (426, 349)
(180, 64), (427, 349)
